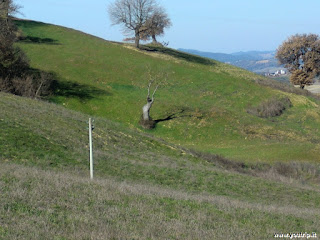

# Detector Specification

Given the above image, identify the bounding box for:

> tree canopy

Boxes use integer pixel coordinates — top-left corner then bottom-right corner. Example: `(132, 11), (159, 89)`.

(108, 0), (170, 48)
(140, 6), (171, 44)
(276, 34), (320, 88)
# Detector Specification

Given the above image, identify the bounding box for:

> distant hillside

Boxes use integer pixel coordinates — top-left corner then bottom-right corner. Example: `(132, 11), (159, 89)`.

(14, 19), (320, 163)
(178, 49), (285, 74)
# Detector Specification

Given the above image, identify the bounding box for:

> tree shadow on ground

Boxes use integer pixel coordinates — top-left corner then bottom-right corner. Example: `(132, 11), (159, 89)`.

(50, 80), (111, 101)
(141, 45), (215, 66)
(154, 108), (197, 124)
(18, 36), (60, 45)
(14, 20), (60, 45)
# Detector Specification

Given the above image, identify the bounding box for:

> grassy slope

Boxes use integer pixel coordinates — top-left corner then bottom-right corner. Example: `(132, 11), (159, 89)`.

(15, 20), (320, 163)
(1, 92), (320, 239)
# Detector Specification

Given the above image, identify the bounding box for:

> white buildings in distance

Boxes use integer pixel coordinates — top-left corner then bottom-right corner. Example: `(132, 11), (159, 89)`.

(265, 69), (287, 77)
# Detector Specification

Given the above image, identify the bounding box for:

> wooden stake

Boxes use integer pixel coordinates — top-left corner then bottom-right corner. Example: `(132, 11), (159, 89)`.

(89, 118), (93, 180)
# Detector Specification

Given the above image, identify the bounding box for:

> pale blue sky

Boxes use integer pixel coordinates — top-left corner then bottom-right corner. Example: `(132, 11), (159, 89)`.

(15, 0), (320, 53)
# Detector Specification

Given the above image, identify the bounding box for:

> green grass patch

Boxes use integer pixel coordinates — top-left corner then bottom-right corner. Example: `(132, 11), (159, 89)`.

(14, 19), (320, 163)
(16, 21), (320, 162)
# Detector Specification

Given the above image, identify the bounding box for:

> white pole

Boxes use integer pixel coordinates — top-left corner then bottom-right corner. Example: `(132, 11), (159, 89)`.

(89, 118), (93, 180)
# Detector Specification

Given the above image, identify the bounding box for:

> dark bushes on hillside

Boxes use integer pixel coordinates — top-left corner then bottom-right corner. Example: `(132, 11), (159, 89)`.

(247, 96), (292, 118)
(0, 72), (53, 98)
(189, 148), (320, 184)
(273, 162), (320, 183)
(0, 18), (52, 98)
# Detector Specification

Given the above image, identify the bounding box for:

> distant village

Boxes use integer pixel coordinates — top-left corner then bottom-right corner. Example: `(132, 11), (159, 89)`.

(264, 69), (287, 77)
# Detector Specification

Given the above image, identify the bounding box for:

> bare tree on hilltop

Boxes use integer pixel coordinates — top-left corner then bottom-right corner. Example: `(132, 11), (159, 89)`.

(108, 0), (170, 48)
(276, 34), (320, 89)
(140, 6), (171, 45)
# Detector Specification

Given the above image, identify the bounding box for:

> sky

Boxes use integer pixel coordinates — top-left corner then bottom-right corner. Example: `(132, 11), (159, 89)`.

(14, 0), (320, 53)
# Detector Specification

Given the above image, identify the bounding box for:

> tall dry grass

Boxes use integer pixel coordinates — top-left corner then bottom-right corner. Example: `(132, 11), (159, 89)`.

(1, 163), (320, 240)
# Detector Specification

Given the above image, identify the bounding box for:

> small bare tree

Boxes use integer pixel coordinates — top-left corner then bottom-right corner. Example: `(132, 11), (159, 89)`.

(108, 0), (160, 48)
(139, 70), (168, 129)
(142, 80), (159, 121)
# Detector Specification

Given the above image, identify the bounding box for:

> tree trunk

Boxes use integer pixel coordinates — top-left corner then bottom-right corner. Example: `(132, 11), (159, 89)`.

(135, 30), (140, 48)
(140, 82), (159, 129)
(140, 99), (156, 129)
(152, 34), (157, 44)
(0, 0), (9, 19)
(142, 101), (153, 121)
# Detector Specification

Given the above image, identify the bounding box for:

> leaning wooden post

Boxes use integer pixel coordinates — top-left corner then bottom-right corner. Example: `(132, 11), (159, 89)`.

(88, 118), (94, 180)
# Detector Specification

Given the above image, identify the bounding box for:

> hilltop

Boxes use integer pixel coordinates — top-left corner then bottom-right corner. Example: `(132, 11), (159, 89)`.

(13, 20), (320, 163)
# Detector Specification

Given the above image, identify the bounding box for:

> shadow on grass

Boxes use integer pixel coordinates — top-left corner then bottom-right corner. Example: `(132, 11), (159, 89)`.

(155, 109), (187, 123)
(14, 20), (60, 45)
(51, 80), (111, 101)
(19, 36), (60, 45)
(141, 45), (215, 66)
(154, 108), (199, 124)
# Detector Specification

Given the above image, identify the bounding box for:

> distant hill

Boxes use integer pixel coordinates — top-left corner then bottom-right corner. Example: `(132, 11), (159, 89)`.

(13, 19), (320, 163)
(178, 49), (285, 74)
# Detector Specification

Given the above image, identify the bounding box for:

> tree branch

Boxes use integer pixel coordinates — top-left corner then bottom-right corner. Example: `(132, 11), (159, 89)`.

(151, 84), (159, 102)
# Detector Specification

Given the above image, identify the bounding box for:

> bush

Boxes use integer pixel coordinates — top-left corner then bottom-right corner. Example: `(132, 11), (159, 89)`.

(2, 72), (53, 98)
(272, 162), (320, 183)
(247, 96), (292, 118)
(0, 18), (53, 98)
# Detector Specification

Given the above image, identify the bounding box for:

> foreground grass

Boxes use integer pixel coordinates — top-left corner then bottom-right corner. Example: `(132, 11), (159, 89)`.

(14, 20), (320, 163)
(1, 163), (319, 240)
(1, 92), (320, 239)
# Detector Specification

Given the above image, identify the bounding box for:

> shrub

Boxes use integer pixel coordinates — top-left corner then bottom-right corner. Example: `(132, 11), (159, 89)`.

(272, 162), (320, 183)
(0, 18), (53, 98)
(247, 96), (292, 118)
(9, 72), (53, 98)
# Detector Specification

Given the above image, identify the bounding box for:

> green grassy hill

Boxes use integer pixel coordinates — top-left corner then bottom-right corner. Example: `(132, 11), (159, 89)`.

(2, 19), (320, 239)
(14, 20), (320, 163)
(1, 92), (320, 239)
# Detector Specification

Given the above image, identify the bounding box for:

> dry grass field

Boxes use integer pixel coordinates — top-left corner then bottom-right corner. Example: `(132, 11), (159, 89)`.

(1, 92), (320, 239)
(1, 163), (320, 240)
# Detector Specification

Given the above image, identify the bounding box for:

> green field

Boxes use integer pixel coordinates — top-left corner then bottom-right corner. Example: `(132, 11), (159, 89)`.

(14, 20), (320, 163)
(1, 92), (320, 239)
(1, 20), (320, 239)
